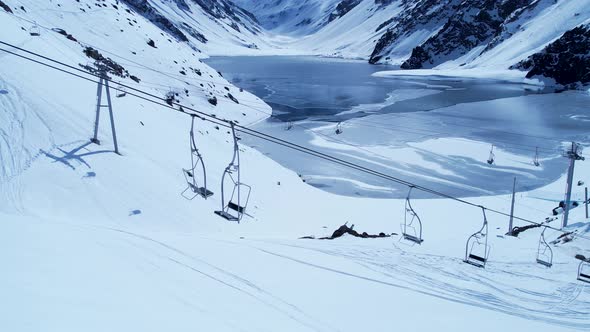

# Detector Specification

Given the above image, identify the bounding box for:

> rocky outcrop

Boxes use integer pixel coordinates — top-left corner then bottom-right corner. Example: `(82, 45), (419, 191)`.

(121, 0), (189, 42)
(121, 0), (260, 44)
(370, 0), (545, 67)
(0, 0), (12, 13)
(398, 0), (538, 69)
(512, 25), (590, 88)
(328, 0), (362, 22)
(192, 0), (261, 34)
(370, 0), (460, 64)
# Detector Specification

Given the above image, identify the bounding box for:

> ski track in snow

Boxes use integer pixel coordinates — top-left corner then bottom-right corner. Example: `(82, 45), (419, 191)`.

(100, 227), (337, 332)
(246, 240), (590, 330)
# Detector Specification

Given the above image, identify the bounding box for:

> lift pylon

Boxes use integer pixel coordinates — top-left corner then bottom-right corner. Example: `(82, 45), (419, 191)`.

(90, 70), (120, 154)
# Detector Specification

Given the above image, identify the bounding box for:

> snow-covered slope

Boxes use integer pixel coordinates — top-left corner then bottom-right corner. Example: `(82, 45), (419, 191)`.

(0, 0), (273, 55)
(231, 0), (343, 36)
(243, 0), (590, 78)
(2, 1), (590, 331)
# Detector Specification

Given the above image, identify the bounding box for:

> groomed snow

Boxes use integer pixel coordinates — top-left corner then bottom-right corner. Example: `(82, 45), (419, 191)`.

(1, 1), (590, 331)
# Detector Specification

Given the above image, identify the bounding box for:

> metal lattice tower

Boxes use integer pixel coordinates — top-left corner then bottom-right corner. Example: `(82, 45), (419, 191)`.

(562, 142), (585, 228)
(90, 67), (120, 155)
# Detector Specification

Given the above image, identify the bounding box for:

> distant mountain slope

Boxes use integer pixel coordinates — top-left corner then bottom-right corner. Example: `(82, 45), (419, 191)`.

(231, 0), (343, 36)
(238, 0), (589, 86)
(512, 24), (590, 88)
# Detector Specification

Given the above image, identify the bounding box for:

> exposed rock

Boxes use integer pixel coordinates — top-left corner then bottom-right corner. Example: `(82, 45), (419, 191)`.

(81, 47), (136, 80)
(0, 0), (12, 13)
(399, 0), (538, 69)
(181, 22), (208, 43)
(508, 224), (540, 237)
(227, 93), (239, 104)
(370, 0), (540, 67)
(302, 223), (393, 240)
(50, 27), (77, 42)
(512, 24), (590, 88)
(328, 0), (361, 22)
(121, 0), (189, 42)
(191, 0), (260, 35)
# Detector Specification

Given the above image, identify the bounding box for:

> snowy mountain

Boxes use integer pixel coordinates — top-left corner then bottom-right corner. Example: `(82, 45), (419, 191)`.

(2, 0), (590, 331)
(513, 24), (590, 88)
(231, 0), (343, 36)
(240, 0), (590, 86)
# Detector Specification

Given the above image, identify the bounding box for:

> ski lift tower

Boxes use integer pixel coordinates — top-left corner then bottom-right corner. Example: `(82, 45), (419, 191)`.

(562, 142), (585, 228)
(90, 64), (120, 155)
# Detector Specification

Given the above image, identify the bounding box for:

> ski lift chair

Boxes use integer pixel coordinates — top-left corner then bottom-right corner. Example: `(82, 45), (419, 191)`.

(401, 186), (424, 244)
(464, 207), (490, 268)
(536, 227), (553, 268)
(29, 22), (41, 36)
(215, 122), (251, 222)
(577, 255), (590, 283)
(335, 122), (343, 135)
(181, 115), (213, 200)
(533, 147), (540, 167)
(116, 85), (127, 98)
(284, 121), (294, 131)
(487, 145), (495, 165)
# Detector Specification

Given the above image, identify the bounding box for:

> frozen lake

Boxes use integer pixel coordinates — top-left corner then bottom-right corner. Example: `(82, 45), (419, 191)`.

(205, 56), (590, 199)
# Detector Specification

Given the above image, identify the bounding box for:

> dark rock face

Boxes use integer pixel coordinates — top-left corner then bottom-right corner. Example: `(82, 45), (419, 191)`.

(81, 47), (138, 80)
(328, 0), (362, 22)
(400, 0), (538, 69)
(121, 0), (189, 42)
(0, 0), (12, 13)
(316, 223), (391, 240)
(370, 0), (460, 64)
(191, 0), (261, 34)
(400, 46), (430, 70)
(370, 0), (540, 67)
(120, 0), (260, 44)
(181, 23), (208, 43)
(512, 25), (590, 88)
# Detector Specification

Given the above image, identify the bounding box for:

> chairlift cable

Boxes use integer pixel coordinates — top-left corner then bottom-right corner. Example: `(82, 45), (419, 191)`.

(2, 15), (576, 148)
(2, 42), (589, 242)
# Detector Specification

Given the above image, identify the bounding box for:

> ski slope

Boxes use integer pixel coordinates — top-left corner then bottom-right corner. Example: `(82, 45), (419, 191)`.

(1, 1), (590, 331)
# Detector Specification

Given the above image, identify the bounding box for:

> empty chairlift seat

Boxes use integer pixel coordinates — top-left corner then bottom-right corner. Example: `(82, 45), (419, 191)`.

(335, 122), (343, 135)
(577, 255), (590, 283)
(116, 85), (127, 98)
(487, 145), (495, 165)
(215, 122), (251, 222)
(464, 207), (491, 268)
(401, 186), (424, 245)
(536, 227), (553, 268)
(181, 115), (213, 200)
(533, 147), (541, 167)
(29, 22), (41, 36)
